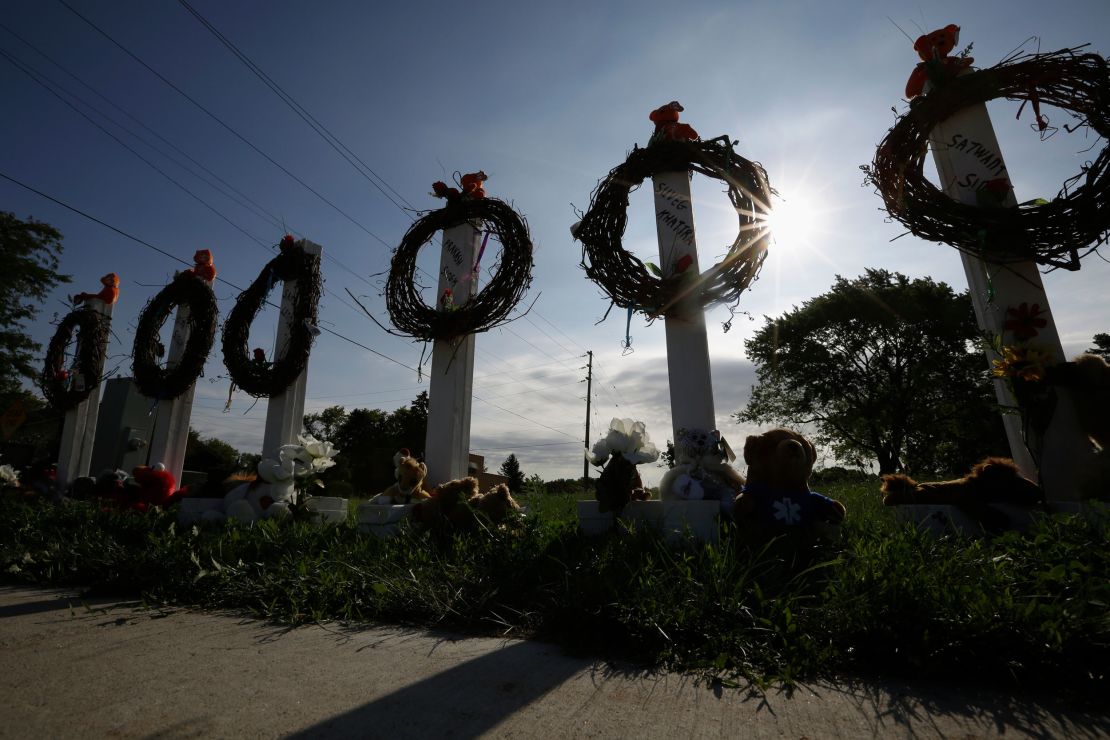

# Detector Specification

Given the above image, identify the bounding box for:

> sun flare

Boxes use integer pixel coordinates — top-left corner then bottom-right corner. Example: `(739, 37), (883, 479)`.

(765, 188), (821, 251)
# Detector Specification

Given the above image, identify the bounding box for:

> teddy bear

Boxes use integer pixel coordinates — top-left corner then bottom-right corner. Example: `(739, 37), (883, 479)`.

(733, 428), (846, 531)
(880, 457), (1045, 532)
(880, 457), (1043, 507)
(586, 418), (659, 513)
(221, 451), (299, 523)
(659, 428), (745, 514)
(469, 482), (522, 524)
(459, 171), (488, 199)
(649, 101), (699, 142)
(1039, 352), (1110, 500)
(131, 462), (179, 510)
(410, 476), (481, 529)
(904, 24), (974, 100)
(73, 272), (120, 305)
(184, 249), (217, 281)
(371, 449), (433, 505)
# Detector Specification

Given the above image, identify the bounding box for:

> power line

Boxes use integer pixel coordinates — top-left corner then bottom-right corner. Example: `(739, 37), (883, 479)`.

(2, 169), (596, 447)
(0, 46), (275, 254)
(1, 20), (383, 293)
(0, 19), (290, 233)
(471, 393), (579, 441)
(0, 168), (419, 373)
(175, 0), (416, 217)
(472, 441), (579, 451)
(55, 0), (393, 248)
(1, 46), (385, 328)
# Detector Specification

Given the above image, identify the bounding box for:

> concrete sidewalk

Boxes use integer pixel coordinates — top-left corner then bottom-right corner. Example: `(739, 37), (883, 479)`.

(0, 586), (1105, 739)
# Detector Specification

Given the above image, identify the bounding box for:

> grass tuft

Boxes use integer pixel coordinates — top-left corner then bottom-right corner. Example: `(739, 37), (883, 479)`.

(2, 483), (1107, 692)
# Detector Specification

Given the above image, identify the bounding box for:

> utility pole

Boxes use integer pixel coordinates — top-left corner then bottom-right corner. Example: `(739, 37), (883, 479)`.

(582, 350), (593, 480)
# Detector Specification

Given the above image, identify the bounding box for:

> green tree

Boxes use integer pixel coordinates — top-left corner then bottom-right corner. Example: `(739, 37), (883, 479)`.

(0, 213), (71, 395)
(305, 393), (430, 494)
(183, 428), (247, 477)
(303, 405), (348, 441)
(736, 269), (1007, 475)
(1089, 333), (1110, 361)
(499, 453), (525, 493)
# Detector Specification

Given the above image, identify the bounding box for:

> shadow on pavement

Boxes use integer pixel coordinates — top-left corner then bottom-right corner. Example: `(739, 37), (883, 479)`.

(802, 676), (1110, 739)
(288, 639), (587, 738)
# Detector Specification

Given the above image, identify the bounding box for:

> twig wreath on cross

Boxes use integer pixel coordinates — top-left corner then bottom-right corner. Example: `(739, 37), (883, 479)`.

(40, 307), (111, 411)
(132, 269), (218, 401)
(865, 42), (1110, 270)
(384, 172), (534, 342)
(221, 237), (322, 398)
(573, 102), (773, 318)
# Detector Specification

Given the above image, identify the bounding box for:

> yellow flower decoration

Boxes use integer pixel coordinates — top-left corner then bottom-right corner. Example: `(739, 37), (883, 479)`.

(992, 345), (1054, 382)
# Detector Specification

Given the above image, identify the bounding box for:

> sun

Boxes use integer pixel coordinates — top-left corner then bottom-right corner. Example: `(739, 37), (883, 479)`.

(765, 187), (821, 251)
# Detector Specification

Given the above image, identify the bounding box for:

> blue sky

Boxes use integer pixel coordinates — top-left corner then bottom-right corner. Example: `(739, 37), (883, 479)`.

(3, 0), (1108, 486)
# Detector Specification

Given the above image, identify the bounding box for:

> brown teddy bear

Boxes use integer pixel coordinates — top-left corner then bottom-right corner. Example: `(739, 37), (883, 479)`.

(411, 478), (524, 531)
(469, 482), (522, 524)
(880, 457), (1043, 507)
(1049, 353), (1110, 452)
(880, 457), (1045, 531)
(410, 476), (480, 529)
(734, 428), (846, 530)
(372, 449), (432, 505)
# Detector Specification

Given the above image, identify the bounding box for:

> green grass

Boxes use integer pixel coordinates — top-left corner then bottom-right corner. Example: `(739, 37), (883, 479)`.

(2, 483), (1108, 693)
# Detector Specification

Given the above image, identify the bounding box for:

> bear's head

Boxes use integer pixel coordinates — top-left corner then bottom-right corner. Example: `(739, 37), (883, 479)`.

(743, 428), (816, 493)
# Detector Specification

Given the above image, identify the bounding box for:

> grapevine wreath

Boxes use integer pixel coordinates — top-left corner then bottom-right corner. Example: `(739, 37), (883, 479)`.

(866, 45), (1110, 270)
(574, 102), (773, 318)
(221, 238), (321, 397)
(40, 307), (110, 411)
(386, 173), (534, 341)
(131, 271), (218, 401)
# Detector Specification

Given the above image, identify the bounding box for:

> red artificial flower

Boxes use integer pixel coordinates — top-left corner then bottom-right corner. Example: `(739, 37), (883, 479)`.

(675, 254), (694, 273)
(1004, 302), (1048, 341)
(280, 234), (295, 250)
(983, 178), (1011, 196)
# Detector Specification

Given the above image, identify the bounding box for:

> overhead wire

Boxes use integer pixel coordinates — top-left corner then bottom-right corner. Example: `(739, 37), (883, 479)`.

(54, 0), (393, 249)
(0, 19), (290, 234)
(0, 44), (400, 337)
(0, 171), (588, 446)
(0, 46), (275, 254)
(175, 0), (417, 218)
(0, 169), (419, 373)
(6, 18), (385, 297)
(22, 5), (605, 450)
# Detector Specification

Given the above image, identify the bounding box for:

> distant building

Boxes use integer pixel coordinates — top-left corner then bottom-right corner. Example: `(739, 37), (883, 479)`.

(469, 453), (508, 492)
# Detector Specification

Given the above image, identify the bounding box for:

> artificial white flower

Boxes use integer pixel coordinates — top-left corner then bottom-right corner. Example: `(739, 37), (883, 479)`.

(0, 464), (19, 487)
(310, 456), (336, 472)
(585, 418), (660, 466)
(258, 455), (295, 483)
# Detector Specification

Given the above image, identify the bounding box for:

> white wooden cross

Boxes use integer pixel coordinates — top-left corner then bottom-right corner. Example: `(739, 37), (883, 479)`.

(261, 239), (322, 460)
(56, 298), (114, 483)
(423, 222), (480, 487)
(653, 171), (717, 440)
(147, 269), (214, 483)
(928, 90), (1091, 501)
